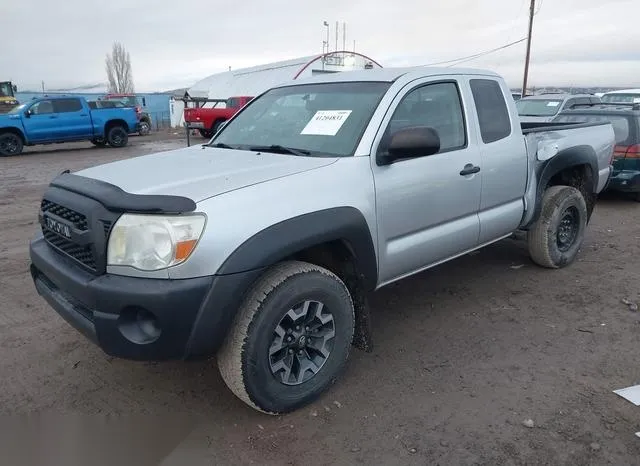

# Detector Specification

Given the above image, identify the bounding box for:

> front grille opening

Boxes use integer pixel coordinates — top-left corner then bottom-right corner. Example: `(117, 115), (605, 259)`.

(42, 230), (96, 270)
(41, 200), (88, 231)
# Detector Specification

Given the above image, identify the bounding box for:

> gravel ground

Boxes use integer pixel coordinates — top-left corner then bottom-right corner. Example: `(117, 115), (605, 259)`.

(1, 134), (639, 466)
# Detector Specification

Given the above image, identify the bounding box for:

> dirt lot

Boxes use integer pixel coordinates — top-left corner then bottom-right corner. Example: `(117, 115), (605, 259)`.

(1, 134), (639, 465)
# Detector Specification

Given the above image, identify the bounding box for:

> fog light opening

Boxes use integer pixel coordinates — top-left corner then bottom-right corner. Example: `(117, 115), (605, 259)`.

(118, 307), (162, 344)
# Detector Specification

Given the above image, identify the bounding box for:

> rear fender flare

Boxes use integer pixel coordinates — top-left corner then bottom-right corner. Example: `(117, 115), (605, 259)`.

(524, 146), (598, 229)
(217, 207), (378, 291)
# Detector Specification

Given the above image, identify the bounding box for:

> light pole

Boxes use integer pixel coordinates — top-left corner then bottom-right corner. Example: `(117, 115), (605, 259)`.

(521, 0), (536, 97)
(323, 21), (329, 53)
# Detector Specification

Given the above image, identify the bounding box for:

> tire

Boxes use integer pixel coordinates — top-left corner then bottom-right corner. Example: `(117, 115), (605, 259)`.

(90, 138), (106, 147)
(0, 132), (24, 156)
(138, 120), (151, 136)
(212, 120), (225, 134)
(527, 185), (588, 269)
(218, 260), (355, 414)
(198, 129), (213, 139)
(106, 125), (128, 148)
(633, 192), (640, 203)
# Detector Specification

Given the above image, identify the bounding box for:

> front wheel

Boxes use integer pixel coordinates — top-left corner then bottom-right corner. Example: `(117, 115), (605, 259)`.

(0, 133), (24, 156)
(527, 185), (588, 268)
(106, 126), (129, 148)
(218, 261), (355, 414)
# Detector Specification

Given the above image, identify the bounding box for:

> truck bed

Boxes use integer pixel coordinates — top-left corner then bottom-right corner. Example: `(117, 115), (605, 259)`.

(519, 119), (615, 225)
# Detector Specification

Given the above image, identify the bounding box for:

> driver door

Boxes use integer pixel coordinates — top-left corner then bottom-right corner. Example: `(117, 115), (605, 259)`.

(22, 100), (62, 142)
(371, 78), (483, 285)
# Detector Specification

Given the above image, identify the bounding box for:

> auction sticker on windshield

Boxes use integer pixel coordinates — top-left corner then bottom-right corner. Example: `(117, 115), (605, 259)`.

(301, 110), (352, 136)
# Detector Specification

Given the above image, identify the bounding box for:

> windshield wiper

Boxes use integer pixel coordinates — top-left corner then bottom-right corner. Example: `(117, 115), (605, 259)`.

(205, 142), (236, 149)
(248, 144), (311, 156)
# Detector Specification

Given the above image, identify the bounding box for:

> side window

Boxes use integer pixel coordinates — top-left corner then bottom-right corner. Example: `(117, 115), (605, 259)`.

(54, 98), (83, 113)
(385, 81), (466, 153)
(564, 99), (576, 109)
(30, 100), (54, 115)
(469, 79), (511, 144)
(574, 97), (591, 107)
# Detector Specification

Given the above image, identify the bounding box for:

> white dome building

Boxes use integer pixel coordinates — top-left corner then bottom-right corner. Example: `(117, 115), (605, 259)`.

(187, 51), (383, 100)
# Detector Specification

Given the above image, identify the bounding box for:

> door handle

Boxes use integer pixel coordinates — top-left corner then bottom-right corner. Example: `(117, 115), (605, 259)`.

(48, 115), (58, 119)
(460, 164), (481, 176)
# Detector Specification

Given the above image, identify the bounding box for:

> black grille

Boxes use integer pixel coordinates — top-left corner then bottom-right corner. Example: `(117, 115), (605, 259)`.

(41, 200), (88, 230)
(43, 230), (96, 270)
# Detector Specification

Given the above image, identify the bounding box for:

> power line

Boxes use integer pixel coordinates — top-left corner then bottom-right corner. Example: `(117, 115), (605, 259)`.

(419, 38), (527, 68)
(446, 38), (527, 67)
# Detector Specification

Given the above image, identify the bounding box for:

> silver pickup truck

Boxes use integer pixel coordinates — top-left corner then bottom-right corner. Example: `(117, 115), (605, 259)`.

(29, 67), (615, 414)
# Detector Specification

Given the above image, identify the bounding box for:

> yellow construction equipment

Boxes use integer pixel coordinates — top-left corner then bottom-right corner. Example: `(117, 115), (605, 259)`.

(0, 81), (19, 113)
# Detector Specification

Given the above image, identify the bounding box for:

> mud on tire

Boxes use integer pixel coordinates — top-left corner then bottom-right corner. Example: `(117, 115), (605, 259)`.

(527, 185), (588, 268)
(217, 260), (355, 414)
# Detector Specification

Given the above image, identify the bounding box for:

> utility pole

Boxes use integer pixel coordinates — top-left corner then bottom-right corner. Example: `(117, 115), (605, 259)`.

(521, 0), (536, 97)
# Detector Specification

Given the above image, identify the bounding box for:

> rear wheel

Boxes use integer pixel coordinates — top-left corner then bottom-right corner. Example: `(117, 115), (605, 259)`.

(527, 185), (587, 268)
(0, 133), (23, 156)
(633, 192), (640, 202)
(218, 261), (355, 414)
(212, 119), (225, 134)
(138, 120), (150, 136)
(106, 126), (128, 148)
(198, 129), (213, 139)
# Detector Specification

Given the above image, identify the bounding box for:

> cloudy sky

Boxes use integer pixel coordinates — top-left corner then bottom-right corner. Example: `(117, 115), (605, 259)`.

(5, 0), (639, 92)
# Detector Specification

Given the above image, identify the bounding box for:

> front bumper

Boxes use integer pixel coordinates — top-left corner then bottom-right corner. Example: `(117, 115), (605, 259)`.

(29, 236), (263, 361)
(607, 170), (640, 193)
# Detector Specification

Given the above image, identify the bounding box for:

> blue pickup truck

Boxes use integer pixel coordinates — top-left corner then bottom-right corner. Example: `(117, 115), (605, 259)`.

(0, 96), (139, 156)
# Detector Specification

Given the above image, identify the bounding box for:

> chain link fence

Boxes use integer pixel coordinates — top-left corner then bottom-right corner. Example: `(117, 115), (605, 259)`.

(148, 111), (173, 131)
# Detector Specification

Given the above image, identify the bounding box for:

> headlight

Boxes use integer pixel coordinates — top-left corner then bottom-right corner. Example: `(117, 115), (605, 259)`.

(107, 213), (206, 271)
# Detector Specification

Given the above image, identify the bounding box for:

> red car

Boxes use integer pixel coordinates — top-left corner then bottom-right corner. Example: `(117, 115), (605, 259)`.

(184, 96), (253, 138)
(102, 94), (152, 135)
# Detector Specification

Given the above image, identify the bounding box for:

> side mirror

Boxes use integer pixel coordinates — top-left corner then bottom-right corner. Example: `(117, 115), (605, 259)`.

(377, 126), (440, 165)
(12, 84), (17, 92)
(24, 110), (31, 118)
(142, 97), (147, 106)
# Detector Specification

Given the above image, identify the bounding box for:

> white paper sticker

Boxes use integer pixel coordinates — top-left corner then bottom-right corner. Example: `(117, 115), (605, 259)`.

(547, 102), (560, 107)
(301, 110), (352, 136)
(633, 98), (640, 104)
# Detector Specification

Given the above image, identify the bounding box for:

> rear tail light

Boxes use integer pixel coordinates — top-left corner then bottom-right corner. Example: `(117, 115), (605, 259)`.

(626, 144), (640, 159)
(615, 144), (640, 159)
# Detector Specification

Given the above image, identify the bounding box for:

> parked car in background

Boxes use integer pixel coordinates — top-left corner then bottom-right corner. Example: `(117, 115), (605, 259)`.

(517, 93), (601, 123)
(29, 67), (615, 414)
(0, 96), (139, 156)
(184, 96), (253, 138)
(101, 93), (152, 136)
(601, 89), (640, 105)
(554, 103), (640, 201)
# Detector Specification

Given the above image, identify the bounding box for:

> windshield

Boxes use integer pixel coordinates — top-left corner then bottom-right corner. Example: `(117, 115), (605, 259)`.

(554, 113), (631, 144)
(516, 98), (564, 116)
(0, 82), (13, 97)
(7, 103), (26, 114)
(601, 93), (640, 104)
(210, 81), (391, 157)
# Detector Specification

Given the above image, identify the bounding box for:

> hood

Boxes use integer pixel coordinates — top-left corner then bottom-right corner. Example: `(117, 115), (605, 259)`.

(75, 145), (338, 202)
(519, 115), (554, 124)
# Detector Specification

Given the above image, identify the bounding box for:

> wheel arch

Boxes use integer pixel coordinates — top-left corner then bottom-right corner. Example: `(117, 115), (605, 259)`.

(104, 119), (129, 134)
(0, 127), (27, 144)
(217, 206), (378, 292)
(523, 145), (598, 229)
